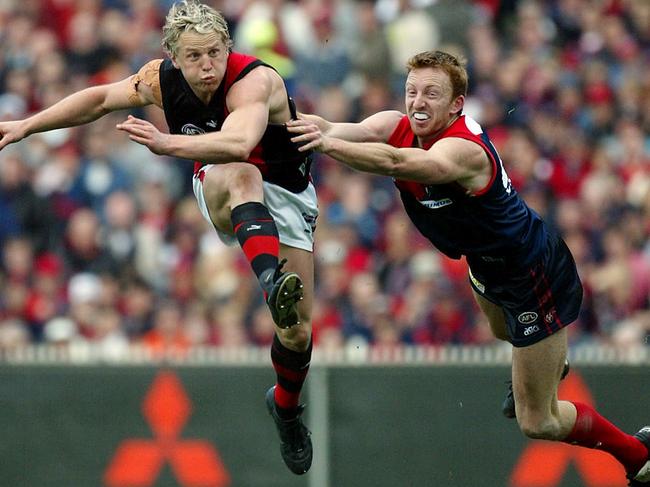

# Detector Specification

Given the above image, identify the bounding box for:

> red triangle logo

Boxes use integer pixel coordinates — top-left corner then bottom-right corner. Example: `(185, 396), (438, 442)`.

(104, 371), (230, 487)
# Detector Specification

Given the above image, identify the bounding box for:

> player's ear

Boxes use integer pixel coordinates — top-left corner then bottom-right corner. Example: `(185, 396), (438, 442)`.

(451, 95), (465, 115)
(171, 55), (180, 69)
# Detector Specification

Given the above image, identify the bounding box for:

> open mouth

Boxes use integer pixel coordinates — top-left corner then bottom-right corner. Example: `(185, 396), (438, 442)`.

(412, 112), (430, 121)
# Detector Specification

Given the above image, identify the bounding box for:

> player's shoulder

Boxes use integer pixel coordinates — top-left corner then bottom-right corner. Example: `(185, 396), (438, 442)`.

(239, 62), (278, 84)
(362, 110), (404, 133)
(228, 61), (280, 101)
(132, 59), (165, 108)
(140, 58), (165, 74)
(367, 110), (404, 123)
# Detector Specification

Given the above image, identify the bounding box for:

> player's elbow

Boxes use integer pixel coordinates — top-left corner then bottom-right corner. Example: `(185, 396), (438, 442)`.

(94, 105), (111, 120)
(231, 143), (252, 162)
(223, 133), (256, 161)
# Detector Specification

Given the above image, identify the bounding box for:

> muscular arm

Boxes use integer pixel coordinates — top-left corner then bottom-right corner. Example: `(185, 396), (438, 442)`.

(0, 60), (161, 150)
(26, 80), (146, 132)
(320, 138), (466, 183)
(291, 119), (491, 188)
(146, 68), (273, 163)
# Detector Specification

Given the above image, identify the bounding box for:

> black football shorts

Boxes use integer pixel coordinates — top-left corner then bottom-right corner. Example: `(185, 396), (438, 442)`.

(468, 233), (583, 347)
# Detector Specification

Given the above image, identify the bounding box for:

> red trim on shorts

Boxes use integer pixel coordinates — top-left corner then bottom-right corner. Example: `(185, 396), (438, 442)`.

(539, 268), (565, 330)
(530, 266), (561, 335)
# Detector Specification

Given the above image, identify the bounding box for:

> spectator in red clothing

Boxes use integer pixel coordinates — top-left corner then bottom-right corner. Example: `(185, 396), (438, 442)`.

(24, 253), (66, 339)
(548, 128), (592, 199)
(142, 300), (190, 355)
(0, 0), (647, 355)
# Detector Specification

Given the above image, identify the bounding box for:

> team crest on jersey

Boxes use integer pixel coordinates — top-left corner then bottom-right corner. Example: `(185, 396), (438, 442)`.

(181, 124), (206, 135)
(420, 198), (453, 209)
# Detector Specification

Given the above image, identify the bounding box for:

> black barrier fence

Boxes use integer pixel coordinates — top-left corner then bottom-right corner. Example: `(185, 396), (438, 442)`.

(1, 346), (649, 487)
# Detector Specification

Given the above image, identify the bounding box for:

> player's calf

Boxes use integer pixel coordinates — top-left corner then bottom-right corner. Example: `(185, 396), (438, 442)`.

(262, 259), (304, 329)
(502, 359), (570, 419)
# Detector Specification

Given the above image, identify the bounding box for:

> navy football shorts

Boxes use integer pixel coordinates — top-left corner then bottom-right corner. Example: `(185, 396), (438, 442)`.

(467, 233), (583, 347)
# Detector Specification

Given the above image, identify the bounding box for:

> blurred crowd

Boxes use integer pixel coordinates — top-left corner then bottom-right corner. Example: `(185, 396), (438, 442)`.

(0, 0), (649, 357)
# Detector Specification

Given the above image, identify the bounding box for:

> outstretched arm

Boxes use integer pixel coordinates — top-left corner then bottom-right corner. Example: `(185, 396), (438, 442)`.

(302, 134), (459, 182)
(0, 60), (161, 151)
(288, 119), (490, 187)
(295, 111), (403, 143)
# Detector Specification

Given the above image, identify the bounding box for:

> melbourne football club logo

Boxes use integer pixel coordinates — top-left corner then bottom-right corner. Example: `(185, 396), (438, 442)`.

(181, 124), (206, 135)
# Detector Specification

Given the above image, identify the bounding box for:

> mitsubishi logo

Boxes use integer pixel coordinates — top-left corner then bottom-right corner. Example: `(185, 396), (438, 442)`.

(104, 370), (230, 487)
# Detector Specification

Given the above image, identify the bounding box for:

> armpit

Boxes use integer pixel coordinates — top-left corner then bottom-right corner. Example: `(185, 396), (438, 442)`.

(128, 59), (163, 107)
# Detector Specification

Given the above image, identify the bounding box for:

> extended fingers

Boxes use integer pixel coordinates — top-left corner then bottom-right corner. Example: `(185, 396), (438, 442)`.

(287, 122), (319, 140)
(290, 129), (319, 142)
(286, 119), (315, 131)
(116, 115), (152, 130)
(125, 115), (149, 125)
(297, 140), (321, 152)
(117, 124), (149, 137)
(291, 131), (323, 152)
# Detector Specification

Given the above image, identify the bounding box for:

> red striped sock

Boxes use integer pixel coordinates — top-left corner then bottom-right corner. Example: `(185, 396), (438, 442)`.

(564, 402), (648, 475)
(271, 334), (312, 419)
(231, 202), (279, 297)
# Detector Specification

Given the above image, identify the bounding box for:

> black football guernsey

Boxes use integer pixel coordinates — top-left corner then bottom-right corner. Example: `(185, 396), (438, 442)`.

(159, 52), (311, 193)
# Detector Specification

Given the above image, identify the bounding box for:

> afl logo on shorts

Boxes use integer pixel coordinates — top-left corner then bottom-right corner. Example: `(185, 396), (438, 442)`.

(517, 311), (538, 324)
(181, 124), (206, 135)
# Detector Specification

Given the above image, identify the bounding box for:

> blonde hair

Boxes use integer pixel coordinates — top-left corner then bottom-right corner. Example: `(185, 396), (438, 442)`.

(162, 0), (233, 55)
(406, 50), (468, 100)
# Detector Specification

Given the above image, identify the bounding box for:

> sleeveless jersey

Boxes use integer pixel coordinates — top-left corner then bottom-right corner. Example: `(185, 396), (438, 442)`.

(159, 52), (311, 193)
(391, 115), (547, 267)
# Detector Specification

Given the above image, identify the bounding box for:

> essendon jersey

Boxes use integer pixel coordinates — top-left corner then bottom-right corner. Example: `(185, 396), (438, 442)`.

(391, 115), (547, 266)
(159, 52), (311, 193)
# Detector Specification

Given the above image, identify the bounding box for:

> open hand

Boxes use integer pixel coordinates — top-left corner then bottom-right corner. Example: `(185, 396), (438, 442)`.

(286, 119), (329, 153)
(0, 120), (27, 151)
(116, 115), (169, 155)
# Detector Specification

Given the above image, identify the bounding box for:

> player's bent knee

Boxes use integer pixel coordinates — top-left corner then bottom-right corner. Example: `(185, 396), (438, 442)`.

(228, 165), (264, 200)
(517, 414), (562, 440)
(277, 324), (312, 352)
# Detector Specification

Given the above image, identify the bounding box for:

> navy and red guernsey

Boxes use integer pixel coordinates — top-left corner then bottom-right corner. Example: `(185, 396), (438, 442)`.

(391, 114), (547, 267)
(159, 52), (311, 193)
